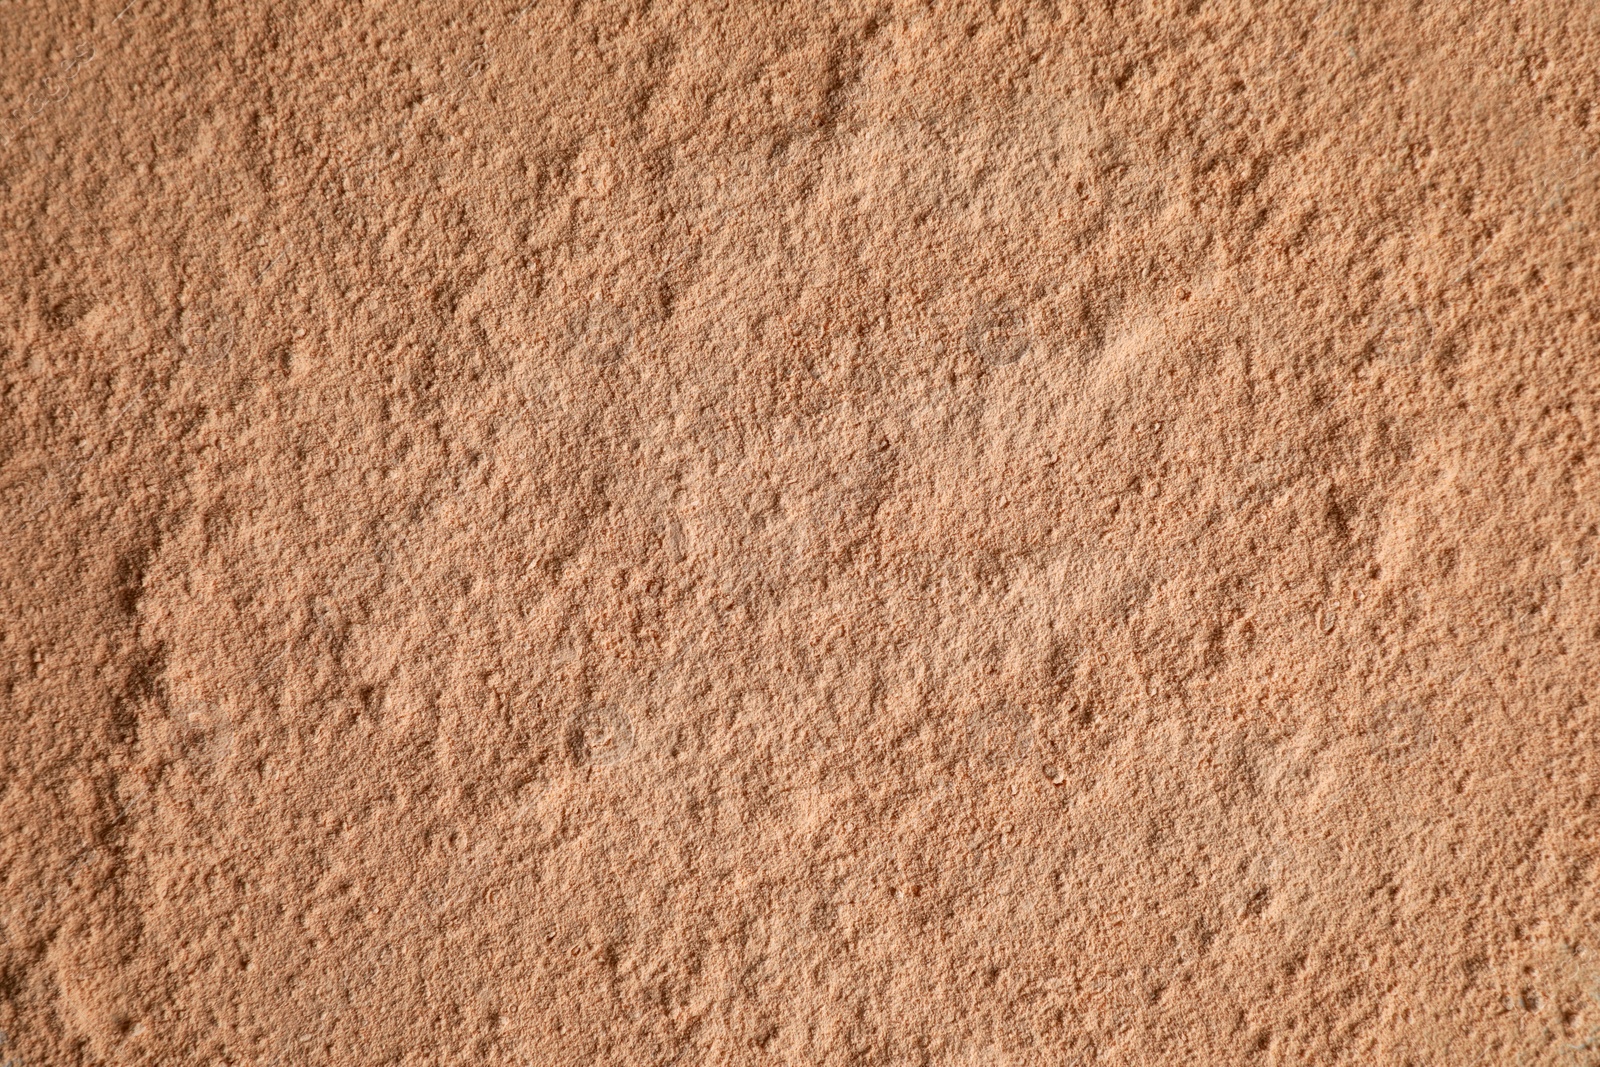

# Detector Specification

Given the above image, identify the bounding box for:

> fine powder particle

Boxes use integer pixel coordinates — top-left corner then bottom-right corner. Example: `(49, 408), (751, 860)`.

(3, 2), (1598, 1064)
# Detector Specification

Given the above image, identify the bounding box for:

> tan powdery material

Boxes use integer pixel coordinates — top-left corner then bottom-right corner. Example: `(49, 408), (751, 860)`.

(2, 1), (1598, 1064)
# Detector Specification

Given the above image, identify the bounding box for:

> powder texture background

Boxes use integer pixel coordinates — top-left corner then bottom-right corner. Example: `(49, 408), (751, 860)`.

(3, 2), (1599, 1064)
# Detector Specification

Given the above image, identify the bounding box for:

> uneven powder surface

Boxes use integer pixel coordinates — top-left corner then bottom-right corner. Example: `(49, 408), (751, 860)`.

(3, 2), (1600, 1064)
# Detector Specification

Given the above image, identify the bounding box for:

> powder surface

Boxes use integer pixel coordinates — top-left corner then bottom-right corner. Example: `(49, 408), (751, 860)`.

(3, 2), (1598, 1064)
